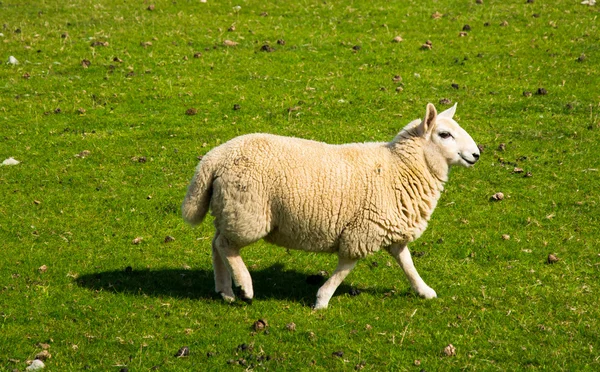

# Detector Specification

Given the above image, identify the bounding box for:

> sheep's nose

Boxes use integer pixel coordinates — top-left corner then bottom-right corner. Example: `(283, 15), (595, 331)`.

(472, 153), (480, 161)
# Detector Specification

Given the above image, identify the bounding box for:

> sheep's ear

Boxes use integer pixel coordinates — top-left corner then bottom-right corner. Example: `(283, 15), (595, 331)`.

(439, 102), (457, 119)
(418, 103), (437, 138)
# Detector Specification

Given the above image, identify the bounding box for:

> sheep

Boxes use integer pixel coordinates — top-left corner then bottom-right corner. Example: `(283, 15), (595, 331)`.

(182, 103), (480, 309)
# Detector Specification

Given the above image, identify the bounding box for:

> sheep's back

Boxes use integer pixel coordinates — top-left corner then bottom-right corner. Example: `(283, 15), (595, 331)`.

(210, 134), (384, 251)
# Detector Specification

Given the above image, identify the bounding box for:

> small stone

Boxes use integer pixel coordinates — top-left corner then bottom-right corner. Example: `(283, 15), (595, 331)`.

(392, 75), (402, 83)
(392, 36), (403, 43)
(276, 39), (286, 45)
(233, 104), (241, 110)
(223, 39), (238, 47)
(285, 322), (296, 331)
(498, 143), (506, 151)
(174, 346), (190, 357)
(37, 343), (50, 350)
(23, 72), (31, 79)
(523, 91), (532, 97)
(193, 52), (202, 58)
(164, 236), (175, 243)
(332, 350), (344, 358)
(476, 0), (483, 3)
(451, 83), (459, 89)
(26, 360), (45, 371)
(352, 45), (361, 51)
(355, 360), (366, 370)
(75, 150), (91, 158)
(77, 108), (86, 115)
(253, 319), (268, 331)
(459, 31), (468, 37)
(443, 344), (456, 356)
(414, 360), (421, 366)
(547, 254), (559, 264)
(237, 343), (251, 352)
(524, 171), (533, 178)
(260, 44), (274, 52)
(463, 24), (472, 31)
(132, 237), (143, 244)
(2, 157), (20, 166)
(35, 350), (51, 361)
(431, 11), (443, 19)
(33, 200), (41, 205)
(439, 98), (452, 105)
(185, 108), (198, 116)
(577, 53), (586, 62)
(227, 25), (235, 31)
(395, 86), (403, 92)
(113, 56), (123, 63)
(500, 20), (509, 26)
(147, 4), (155, 10)
(491, 192), (504, 201)
(54, 107), (62, 114)
(8, 56), (19, 65)
(140, 41), (152, 47)
(138, 156), (147, 163)
(513, 167), (524, 173)
(39, 265), (48, 272)
(536, 88), (547, 95)
(61, 32), (69, 38)
(91, 41), (109, 47)
(502, 234), (510, 240)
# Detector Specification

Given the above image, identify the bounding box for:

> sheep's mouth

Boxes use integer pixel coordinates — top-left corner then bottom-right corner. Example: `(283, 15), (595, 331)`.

(460, 155), (477, 165)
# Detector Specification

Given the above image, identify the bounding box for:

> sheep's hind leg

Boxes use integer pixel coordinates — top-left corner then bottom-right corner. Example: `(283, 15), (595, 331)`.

(313, 256), (357, 310)
(212, 232), (234, 302)
(214, 234), (254, 303)
(388, 243), (436, 299)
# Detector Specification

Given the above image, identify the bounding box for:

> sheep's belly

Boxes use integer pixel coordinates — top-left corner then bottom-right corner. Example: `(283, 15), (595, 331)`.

(264, 228), (340, 253)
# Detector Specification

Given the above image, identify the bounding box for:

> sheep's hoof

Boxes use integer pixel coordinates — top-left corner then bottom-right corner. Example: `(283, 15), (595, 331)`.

(219, 291), (236, 303)
(241, 297), (253, 305)
(417, 286), (437, 299)
(234, 286), (253, 304)
(312, 302), (328, 311)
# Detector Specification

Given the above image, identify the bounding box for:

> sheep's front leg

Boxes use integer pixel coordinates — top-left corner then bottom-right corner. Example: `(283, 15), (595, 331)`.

(389, 243), (437, 299)
(314, 256), (357, 310)
(214, 234), (254, 303)
(212, 232), (234, 302)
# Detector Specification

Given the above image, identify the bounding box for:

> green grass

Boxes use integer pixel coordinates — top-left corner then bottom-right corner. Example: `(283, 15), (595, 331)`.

(1, 0), (599, 370)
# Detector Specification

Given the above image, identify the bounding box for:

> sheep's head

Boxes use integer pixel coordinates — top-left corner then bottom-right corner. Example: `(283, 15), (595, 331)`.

(416, 103), (480, 170)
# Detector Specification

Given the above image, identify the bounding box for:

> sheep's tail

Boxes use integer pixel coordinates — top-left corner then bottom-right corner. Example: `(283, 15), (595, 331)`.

(182, 155), (217, 226)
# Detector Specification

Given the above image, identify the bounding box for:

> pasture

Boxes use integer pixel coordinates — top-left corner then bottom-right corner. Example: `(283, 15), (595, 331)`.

(1, 0), (599, 370)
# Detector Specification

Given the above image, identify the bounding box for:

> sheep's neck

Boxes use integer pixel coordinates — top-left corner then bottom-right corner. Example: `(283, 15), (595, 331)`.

(390, 139), (446, 240)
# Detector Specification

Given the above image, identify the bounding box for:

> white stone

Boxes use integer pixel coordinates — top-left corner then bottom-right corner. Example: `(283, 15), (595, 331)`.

(26, 360), (45, 371)
(2, 157), (20, 166)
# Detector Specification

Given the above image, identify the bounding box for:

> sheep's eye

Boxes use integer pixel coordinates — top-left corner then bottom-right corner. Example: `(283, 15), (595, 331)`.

(439, 131), (452, 139)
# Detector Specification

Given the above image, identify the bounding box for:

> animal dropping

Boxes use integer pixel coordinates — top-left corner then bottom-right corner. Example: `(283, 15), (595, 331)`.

(182, 103), (480, 309)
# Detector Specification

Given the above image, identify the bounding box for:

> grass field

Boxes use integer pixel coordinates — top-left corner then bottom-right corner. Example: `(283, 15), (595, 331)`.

(1, 0), (599, 370)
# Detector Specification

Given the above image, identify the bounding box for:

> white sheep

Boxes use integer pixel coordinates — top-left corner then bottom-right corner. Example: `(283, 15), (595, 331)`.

(182, 103), (480, 309)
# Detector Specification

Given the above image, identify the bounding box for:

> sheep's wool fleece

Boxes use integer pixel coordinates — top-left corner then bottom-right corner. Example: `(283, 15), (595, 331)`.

(185, 133), (445, 259)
